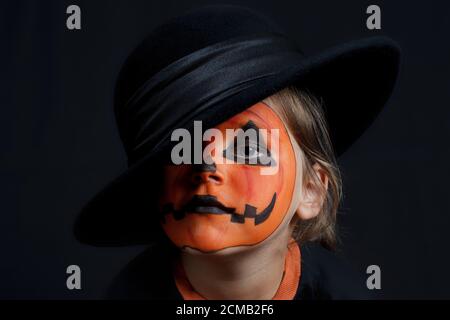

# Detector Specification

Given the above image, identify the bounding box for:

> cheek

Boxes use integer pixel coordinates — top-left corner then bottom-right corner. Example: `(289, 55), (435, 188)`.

(215, 165), (251, 206)
(159, 166), (190, 205)
(278, 143), (296, 204)
(277, 141), (294, 193)
(259, 131), (297, 227)
(226, 166), (283, 214)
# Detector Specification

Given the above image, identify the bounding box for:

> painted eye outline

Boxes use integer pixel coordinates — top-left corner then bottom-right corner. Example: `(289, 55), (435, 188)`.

(222, 135), (276, 167)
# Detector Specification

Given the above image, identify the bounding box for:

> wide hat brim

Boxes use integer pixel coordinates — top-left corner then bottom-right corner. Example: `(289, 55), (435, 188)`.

(75, 36), (400, 246)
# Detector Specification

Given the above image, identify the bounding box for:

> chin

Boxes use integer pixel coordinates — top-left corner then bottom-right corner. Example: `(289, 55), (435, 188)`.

(180, 244), (255, 255)
(178, 236), (264, 255)
(179, 232), (230, 254)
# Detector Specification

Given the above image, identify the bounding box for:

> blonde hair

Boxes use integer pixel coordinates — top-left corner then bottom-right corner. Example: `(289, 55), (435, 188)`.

(263, 86), (342, 250)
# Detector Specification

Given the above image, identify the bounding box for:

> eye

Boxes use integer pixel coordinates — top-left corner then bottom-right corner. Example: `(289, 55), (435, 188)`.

(236, 141), (264, 159)
(222, 136), (275, 167)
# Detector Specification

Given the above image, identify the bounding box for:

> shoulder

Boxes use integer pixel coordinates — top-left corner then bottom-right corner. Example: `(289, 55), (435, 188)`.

(297, 241), (373, 300)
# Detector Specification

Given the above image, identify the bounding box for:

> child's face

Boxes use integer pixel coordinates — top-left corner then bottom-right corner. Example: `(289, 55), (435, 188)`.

(158, 102), (297, 252)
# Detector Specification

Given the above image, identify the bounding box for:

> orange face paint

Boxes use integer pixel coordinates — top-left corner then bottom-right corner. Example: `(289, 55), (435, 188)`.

(159, 102), (296, 252)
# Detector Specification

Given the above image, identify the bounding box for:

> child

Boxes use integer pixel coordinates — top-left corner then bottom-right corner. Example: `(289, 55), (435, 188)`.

(75, 5), (400, 300)
(160, 87), (340, 300)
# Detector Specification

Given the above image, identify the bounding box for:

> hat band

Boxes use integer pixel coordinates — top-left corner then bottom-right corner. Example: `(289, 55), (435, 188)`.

(121, 35), (304, 165)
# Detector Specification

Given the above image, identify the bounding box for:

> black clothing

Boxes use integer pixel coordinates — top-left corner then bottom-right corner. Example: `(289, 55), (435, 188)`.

(107, 241), (371, 300)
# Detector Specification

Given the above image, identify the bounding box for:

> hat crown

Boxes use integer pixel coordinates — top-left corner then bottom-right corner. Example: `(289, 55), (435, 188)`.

(114, 5), (286, 115)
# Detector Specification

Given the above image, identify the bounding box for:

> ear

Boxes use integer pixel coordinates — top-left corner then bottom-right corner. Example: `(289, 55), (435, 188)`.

(295, 163), (329, 220)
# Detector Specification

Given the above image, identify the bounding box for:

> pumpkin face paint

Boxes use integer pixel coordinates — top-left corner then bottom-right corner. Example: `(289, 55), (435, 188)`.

(159, 102), (296, 252)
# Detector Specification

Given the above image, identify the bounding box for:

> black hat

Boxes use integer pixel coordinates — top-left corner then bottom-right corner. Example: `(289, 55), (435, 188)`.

(75, 5), (401, 246)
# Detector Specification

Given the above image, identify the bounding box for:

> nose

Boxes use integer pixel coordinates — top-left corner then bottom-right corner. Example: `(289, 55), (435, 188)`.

(191, 162), (224, 185)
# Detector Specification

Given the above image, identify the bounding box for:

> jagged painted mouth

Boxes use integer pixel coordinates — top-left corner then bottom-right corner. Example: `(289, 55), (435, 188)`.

(160, 193), (277, 225)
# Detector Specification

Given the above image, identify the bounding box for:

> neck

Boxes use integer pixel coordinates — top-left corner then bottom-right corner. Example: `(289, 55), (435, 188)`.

(180, 228), (291, 300)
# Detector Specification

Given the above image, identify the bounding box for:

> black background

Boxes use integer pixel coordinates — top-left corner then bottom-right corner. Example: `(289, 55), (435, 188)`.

(2, 0), (449, 299)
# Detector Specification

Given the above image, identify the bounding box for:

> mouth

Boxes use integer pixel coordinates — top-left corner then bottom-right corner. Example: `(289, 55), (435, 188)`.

(160, 193), (277, 225)
(187, 206), (231, 215)
(184, 195), (236, 215)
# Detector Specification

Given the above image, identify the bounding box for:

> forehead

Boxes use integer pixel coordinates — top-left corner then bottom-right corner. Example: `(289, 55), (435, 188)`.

(215, 102), (286, 130)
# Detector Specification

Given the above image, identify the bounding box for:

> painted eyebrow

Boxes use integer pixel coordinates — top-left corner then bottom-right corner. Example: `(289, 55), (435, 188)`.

(238, 120), (270, 150)
(245, 109), (271, 128)
(240, 120), (260, 132)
